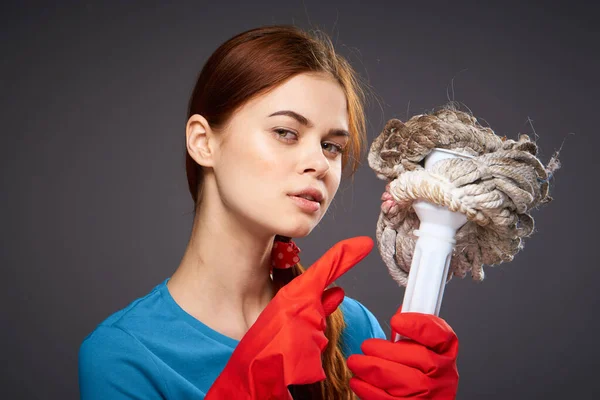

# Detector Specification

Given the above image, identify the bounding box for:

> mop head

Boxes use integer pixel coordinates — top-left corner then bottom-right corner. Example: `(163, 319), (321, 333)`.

(368, 103), (562, 286)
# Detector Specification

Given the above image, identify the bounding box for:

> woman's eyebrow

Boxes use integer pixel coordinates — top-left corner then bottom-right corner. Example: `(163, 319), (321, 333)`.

(268, 110), (350, 138)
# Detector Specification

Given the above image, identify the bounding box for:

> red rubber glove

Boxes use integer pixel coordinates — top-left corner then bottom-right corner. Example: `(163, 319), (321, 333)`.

(205, 236), (374, 400)
(347, 310), (459, 399)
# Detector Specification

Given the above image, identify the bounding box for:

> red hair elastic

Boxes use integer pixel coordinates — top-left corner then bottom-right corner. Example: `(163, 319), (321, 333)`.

(271, 240), (301, 270)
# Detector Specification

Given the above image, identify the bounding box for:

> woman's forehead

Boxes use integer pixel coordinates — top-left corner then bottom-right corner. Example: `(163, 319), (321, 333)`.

(237, 73), (348, 127)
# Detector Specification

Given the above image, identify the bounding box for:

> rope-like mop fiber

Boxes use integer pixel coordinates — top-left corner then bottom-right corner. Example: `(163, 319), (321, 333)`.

(368, 105), (562, 286)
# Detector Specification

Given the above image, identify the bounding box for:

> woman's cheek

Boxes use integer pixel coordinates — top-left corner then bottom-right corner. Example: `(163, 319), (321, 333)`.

(248, 139), (287, 179)
(328, 169), (342, 197)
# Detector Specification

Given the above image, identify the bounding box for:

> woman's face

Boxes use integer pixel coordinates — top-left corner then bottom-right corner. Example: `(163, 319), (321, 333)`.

(194, 72), (349, 238)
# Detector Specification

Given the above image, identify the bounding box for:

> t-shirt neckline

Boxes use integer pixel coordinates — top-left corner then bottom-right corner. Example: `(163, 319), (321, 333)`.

(158, 277), (240, 349)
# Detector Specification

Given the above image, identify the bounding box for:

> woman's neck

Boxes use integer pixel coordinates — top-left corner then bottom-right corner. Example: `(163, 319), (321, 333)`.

(167, 200), (276, 339)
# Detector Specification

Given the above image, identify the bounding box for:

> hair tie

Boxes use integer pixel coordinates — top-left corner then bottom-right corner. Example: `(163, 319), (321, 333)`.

(271, 240), (301, 270)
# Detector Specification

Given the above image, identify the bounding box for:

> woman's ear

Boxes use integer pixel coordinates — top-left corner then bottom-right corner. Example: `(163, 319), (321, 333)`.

(186, 114), (216, 167)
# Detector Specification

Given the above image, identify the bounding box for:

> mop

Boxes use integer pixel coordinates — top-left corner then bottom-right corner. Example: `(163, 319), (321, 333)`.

(367, 104), (562, 341)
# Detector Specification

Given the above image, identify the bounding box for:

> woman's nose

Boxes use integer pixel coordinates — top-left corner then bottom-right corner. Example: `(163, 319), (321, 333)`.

(299, 143), (330, 178)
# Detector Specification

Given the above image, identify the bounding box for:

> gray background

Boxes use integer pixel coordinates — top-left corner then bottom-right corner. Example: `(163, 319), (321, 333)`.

(2, 1), (598, 399)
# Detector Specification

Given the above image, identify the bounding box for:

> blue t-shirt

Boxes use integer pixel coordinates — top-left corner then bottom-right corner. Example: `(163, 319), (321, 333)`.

(78, 277), (386, 399)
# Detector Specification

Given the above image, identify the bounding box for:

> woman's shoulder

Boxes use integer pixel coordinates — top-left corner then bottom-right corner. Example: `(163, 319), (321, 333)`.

(82, 279), (167, 339)
(78, 279), (172, 399)
(79, 279), (166, 363)
(79, 278), (170, 371)
(339, 295), (387, 357)
(78, 322), (170, 399)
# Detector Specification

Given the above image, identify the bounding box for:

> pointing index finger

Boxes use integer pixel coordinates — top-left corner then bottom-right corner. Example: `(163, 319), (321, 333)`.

(289, 236), (374, 295)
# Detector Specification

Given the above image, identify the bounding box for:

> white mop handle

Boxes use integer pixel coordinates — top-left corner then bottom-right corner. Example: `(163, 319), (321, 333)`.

(402, 220), (457, 316)
(393, 212), (460, 343)
(393, 148), (472, 343)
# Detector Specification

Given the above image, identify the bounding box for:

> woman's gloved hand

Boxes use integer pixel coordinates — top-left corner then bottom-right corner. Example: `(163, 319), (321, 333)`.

(347, 310), (459, 399)
(205, 236), (374, 400)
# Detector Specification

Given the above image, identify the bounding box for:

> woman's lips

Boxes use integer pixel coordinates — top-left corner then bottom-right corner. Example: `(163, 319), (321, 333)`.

(288, 195), (321, 213)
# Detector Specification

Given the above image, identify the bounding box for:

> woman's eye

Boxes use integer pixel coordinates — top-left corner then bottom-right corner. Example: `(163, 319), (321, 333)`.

(322, 142), (344, 156)
(273, 128), (344, 157)
(273, 128), (298, 142)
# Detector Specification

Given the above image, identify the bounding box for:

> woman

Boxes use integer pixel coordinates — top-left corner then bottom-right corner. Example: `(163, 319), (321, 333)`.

(78, 25), (459, 399)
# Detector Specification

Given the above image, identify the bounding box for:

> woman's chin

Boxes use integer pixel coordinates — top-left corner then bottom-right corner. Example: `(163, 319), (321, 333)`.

(276, 223), (316, 239)
(272, 210), (326, 238)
